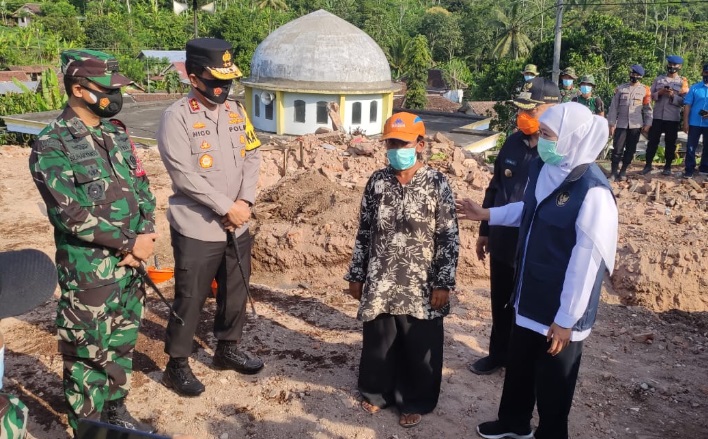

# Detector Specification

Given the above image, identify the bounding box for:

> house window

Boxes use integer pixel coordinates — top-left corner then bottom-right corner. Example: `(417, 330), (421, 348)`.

(294, 100), (306, 123)
(253, 94), (260, 118)
(265, 101), (274, 120)
(369, 101), (378, 123)
(352, 102), (362, 124)
(316, 101), (328, 124)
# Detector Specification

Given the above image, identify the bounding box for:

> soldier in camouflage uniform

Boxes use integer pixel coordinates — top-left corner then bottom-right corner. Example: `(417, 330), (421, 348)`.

(559, 67), (579, 103)
(29, 50), (158, 436)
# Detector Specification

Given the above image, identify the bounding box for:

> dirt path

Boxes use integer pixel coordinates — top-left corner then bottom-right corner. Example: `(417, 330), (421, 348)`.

(1, 145), (706, 438)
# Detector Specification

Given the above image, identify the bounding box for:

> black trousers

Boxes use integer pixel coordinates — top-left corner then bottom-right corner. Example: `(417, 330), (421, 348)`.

(611, 127), (642, 169)
(358, 314), (444, 414)
(165, 227), (252, 358)
(645, 119), (680, 165)
(498, 325), (584, 439)
(488, 257), (515, 365)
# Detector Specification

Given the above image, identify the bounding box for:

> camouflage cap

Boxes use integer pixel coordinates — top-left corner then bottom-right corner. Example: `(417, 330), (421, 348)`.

(579, 74), (596, 86)
(61, 49), (132, 89)
(560, 67), (578, 79)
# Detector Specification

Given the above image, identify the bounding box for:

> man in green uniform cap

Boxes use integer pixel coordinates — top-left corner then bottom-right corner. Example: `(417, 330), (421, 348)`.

(559, 67), (579, 103)
(29, 49), (158, 436)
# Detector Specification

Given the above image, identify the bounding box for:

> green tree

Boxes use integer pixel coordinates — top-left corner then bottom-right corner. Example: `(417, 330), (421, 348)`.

(419, 6), (462, 62)
(403, 34), (431, 110)
(491, 3), (533, 60)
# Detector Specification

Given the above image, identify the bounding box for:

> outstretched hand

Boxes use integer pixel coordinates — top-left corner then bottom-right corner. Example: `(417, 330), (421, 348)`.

(455, 197), (490, 221)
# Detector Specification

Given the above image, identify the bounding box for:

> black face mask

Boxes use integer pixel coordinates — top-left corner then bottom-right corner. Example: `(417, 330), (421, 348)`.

(82, 86), (122, 118)
(196, 77), (232, 104)
(703, 75), (708, 84)
(629, 75), (640, 83)
(667, 65), (679, 74)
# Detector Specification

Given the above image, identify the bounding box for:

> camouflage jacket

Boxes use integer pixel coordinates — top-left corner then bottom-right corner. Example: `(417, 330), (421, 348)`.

(0, 393), (27, 439)
(29, 106), (156, 291)
(560, 86), (579, 103)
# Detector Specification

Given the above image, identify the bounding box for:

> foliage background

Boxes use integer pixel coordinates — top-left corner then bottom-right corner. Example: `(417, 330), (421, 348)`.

(0, 0), (707, 122)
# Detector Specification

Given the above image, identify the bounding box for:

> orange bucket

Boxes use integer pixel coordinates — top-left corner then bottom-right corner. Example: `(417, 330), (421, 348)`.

(146, 266), (174, 284)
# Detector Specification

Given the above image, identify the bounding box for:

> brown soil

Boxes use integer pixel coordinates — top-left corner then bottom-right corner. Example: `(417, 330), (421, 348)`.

(0, 140), (706, 439)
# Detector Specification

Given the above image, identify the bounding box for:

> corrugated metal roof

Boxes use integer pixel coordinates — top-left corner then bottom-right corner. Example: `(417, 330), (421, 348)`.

(138, 51), (186, 63)
(0, 81), (38, 95)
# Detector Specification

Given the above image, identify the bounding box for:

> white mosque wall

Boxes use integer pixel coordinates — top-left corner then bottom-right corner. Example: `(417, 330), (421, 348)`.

(250, 88), (277, 133)
(343, 94), (382, 136)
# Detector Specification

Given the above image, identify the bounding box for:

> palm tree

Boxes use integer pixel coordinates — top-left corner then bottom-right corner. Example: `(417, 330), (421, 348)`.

(491, 4), (533, 60)
(257, 0), (287, 10)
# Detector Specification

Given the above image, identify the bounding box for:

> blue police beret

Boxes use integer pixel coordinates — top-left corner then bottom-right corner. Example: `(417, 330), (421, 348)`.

(666, 55), (684, 64)
(631, 64), (645, 76)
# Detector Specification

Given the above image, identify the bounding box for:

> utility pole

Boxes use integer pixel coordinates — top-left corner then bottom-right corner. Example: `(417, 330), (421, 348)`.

(552, 0), (563, 84)
(193, 0), (198, 38)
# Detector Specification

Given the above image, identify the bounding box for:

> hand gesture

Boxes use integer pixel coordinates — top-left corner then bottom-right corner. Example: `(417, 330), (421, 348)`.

(547, 322), (572, 356)
(222, 200), (251, 230)
(117, 252), (141, 268)
(430, 288), (450, 309)
(455, 197), (490, 221)
(475, 236), (489, 261)
(131, 232), (158, 261)
(349, 282), (363, 301)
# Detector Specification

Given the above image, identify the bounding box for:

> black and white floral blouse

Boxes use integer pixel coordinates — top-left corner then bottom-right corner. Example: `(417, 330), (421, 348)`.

(345, 165), (460, 322)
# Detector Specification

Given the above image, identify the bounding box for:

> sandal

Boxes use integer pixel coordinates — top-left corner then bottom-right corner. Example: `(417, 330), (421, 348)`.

(360, 400), (381, 414)
(399, 413), (422, 428)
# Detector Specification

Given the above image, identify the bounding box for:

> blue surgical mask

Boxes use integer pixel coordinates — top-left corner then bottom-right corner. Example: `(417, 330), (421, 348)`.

(387, 147), (417, 170)
(537, 137), (564, 165)
(524, 75), (535, 82)
(562, 79), (573, 87)
(0, 346), (4, 390)
(580, 85), (592, 94)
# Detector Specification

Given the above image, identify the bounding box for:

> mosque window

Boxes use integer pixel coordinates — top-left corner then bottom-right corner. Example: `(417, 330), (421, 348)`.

(316, 101), (328, 124)
(352, 102), (361, 124)
(294, 100), (306, 123)
(369, 101), (378, 123)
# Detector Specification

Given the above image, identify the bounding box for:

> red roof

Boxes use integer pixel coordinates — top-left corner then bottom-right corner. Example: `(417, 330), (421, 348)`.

(0, 71), (29, 82)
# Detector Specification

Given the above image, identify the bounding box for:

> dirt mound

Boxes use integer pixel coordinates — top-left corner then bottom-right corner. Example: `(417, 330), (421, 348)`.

(611, 173), (708, 312)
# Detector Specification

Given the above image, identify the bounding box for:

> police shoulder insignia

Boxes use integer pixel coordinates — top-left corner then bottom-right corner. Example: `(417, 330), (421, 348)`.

(189, 98), (201, 112)
(556, 192), (570, 207)
(199, 153), (213, 168)
(193, 122), (206, 129)
(200, 140), (211, 150)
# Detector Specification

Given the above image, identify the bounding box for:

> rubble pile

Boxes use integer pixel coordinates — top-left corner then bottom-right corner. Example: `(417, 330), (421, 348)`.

(254, 131), (708, 313)
(252, 131), (492, 287)
(611, 174), (708, 312)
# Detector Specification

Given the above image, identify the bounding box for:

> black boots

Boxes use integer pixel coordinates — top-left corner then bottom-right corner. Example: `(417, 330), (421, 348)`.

(640, 164), (653, 175)
(162, 357), (205, 397)
(100, 397), (155, 433)
(213, 341), (264, 374)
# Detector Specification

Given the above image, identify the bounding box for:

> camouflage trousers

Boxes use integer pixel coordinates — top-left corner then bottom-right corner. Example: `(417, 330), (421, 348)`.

(0, 393), (28, 439)
(56, 274), (144, 430)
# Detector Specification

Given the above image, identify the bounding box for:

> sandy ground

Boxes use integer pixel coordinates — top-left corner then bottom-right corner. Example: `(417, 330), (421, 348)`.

(0, 142), (706, 439)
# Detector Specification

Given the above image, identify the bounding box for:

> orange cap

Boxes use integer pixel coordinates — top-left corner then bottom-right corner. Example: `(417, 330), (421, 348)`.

(382, 112), (425, 142)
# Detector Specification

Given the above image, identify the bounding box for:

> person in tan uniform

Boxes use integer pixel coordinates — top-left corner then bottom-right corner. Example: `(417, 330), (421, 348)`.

(607, 64), (653, 181)
(640, 55), (689, 176)
(156, 38), (264, 397)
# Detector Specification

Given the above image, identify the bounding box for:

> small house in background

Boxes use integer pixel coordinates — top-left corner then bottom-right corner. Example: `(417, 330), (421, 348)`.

(427, 69), (467, 104)
(12, 3), (41, 27)
(241, 10), (399, 136)
(0, 81), (38, 95)
(6, 65), (47, 81)
(137, 50), (188, 83)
